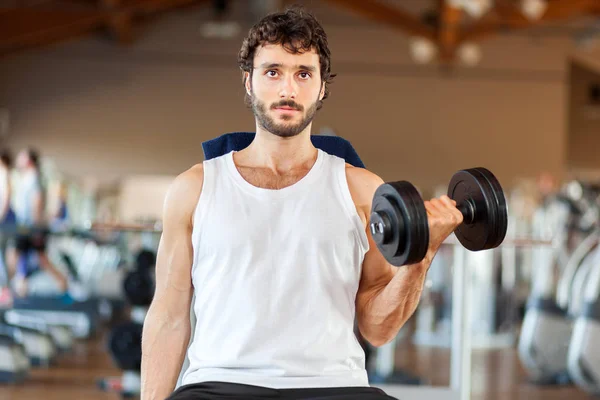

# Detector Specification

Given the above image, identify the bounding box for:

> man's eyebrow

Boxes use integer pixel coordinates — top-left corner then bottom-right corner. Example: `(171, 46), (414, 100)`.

(256, 62), (317, 72)
(297, 64), (317, 72)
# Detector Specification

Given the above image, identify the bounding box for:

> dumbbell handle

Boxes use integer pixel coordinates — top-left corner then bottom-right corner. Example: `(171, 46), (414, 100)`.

(370, 210), (404, 246)
(456, 199), (475, 225)
(373, 198), (474, 240)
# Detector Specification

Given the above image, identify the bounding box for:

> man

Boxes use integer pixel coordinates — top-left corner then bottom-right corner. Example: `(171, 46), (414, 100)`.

(6, 148), (68, 297)
(0, 149), (15, 224)
(0, 149), (16, 289)
(13, 148), (44, 227)
(141, 7), (463, 400)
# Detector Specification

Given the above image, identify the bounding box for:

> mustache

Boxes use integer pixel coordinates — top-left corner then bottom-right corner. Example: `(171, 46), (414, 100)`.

(271, 100), (303, 111)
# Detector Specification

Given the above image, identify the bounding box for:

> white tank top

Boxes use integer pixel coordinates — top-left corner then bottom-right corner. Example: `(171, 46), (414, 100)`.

(181, 149), (370, 389)
(14, 171), (42, 226)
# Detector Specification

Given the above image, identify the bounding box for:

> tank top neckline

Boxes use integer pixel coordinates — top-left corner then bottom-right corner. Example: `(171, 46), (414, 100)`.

(225, 149), (325, 198)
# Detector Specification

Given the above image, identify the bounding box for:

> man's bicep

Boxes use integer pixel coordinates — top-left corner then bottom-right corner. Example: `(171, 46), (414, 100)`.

(347, 167), (395, 311)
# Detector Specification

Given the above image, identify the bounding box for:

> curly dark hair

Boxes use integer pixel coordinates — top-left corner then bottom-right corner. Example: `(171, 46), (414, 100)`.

(17, 147), (40, 170)
(26, 147), (40, 170)
(238, 6), (336, 110)
(0, 149), (12, 168)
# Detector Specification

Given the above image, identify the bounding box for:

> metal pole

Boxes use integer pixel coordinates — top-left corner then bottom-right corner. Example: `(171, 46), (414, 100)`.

(450, 246), (472, 400)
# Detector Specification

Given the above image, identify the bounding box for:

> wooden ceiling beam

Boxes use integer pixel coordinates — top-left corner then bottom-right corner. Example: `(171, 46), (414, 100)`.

(100, 0), (134, 45)
(0, 0), (211, 55)
(460, 0), (599, 42)
(324, 0), (436, 41)
(438, 0), (463, 63)
(541, 0), (599, 19)
(101, 0), (211, 44)
(0, 8), (108, 54)
(493, 0), (529, 25)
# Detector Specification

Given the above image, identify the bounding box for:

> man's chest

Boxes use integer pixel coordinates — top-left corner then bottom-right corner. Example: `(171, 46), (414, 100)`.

(236, 167), (311, 190)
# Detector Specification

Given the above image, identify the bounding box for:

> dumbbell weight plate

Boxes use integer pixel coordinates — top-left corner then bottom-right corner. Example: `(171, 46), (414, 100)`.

(108, 322), (143, 371)
(447, 167), (508, 251)
(123, 270), (154, 307)
(136, 249), (156, 272)
(370, 181), (429, 266)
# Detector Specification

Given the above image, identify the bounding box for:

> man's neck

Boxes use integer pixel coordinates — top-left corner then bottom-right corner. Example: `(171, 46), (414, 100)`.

(22, 167), (37, 177)
(236, 125), (317, 173)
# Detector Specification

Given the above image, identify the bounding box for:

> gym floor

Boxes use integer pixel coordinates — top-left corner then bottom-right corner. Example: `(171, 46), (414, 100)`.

(0, 329), (589, 400)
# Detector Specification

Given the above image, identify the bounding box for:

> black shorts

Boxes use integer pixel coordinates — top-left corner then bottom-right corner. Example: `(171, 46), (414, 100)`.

(167, 381), (398, 400)
(15, 231), (47, 253)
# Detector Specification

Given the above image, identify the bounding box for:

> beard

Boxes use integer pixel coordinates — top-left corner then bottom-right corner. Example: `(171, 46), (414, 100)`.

(251, 94), (318, 138)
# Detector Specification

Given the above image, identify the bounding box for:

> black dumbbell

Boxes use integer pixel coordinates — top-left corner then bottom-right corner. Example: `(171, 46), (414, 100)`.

(370, 167), (508, 266)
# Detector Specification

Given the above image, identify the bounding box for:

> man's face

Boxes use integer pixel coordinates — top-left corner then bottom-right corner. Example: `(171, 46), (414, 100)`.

(246, 43), (325, 138)
(15, 151), (28, 171)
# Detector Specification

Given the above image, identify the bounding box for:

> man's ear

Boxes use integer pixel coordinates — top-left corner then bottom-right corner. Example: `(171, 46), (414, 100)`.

(244, 71), (252, 96)
(319, 82), (325, 101)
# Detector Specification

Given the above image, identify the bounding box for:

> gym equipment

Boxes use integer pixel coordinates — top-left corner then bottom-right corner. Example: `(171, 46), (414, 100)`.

(557, 232), (600, 310)
(108, 322), (143, 372)
(567, 247), (600, 395)
(98, 264), (154, 398)
(368, 328), (423, 386)
(448, 169), (507, 251)
(7, 295), (100, 338)
(516, 182), (600, 387)
(370, 182), (428, 266)
(518, 228), (600, 385)
(118, 249), (156, 307)
(412, 245), (518, 350)
(0, 222), (162, 238)
(3, 311), (73, 353)
(135, 249), (156, 272)
(518, 298), (573, 385)
(99, 320), (146, 396)
(99, 315), (146, 397)
(0, 320), (57, 367)
(51, 234), (126, 322)
(0, 333), (29, 383)
(517, 182), (600, 387)
(568, 247), (598, 317)
(123, 271), (154, 307)
(370, 167), (508, 266)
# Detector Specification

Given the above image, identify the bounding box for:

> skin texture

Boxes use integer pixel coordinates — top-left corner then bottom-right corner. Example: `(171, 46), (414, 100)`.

(140, 43), (463, 400)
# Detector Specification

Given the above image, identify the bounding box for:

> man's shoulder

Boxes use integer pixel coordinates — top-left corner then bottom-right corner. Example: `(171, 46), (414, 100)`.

(165, 163), (205, 214)
(344, 163), (384, 193)
(342, 163), (385, 214)
(181, 163), (205, 181)
(173, 161), (203, 185)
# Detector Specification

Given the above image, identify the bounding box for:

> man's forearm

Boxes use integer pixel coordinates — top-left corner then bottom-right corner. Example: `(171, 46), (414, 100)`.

(359, 252), (434, 346)
(141, 307), (191, 400)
